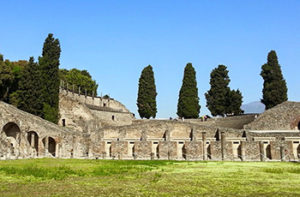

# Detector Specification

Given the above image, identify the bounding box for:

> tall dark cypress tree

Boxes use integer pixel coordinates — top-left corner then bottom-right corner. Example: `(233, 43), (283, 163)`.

(39, 33), (61, 123)
(261, 50), (288, 109)
(137, 65), (157, 119)
(206, 65), (243, 116)
(177, 63), (200, 118)
(14, 57), (43, 116)
(205, 65), (230, 116)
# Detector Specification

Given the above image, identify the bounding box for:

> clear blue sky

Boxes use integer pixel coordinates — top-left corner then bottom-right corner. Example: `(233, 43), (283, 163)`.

(1, 1), (299, 118)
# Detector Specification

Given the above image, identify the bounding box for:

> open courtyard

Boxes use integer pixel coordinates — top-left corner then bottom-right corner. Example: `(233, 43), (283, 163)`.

(0, 159), (299, 196)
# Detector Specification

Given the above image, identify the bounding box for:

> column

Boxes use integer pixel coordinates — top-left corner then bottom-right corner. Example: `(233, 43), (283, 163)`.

(44, 136), (49, 156)
(202, 132), (206, 160)
(31, 134), (35, 148)
(221, 131), (226, 160)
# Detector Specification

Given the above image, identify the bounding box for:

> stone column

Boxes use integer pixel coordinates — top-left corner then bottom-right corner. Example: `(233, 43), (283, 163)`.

(202, 132), (206, 160)
(240, 141), (245, 161)
(31, 134), (35, 148)
(280, 146), (285, 161)
(44, 136), (49, 156)
(221, 131), (226, 160)
(259, 141), (264, 161)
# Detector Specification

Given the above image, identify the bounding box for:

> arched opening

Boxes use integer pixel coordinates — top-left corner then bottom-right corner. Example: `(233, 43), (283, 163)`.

(42, 137), (56, 157)
(27, 131), (39, 154)
(48, 137), (56, 157)
(297, 145), (300, 159)
(2, 122), (20, 139)
(112, 115), (115, 121)
(298, 122), (300, 130)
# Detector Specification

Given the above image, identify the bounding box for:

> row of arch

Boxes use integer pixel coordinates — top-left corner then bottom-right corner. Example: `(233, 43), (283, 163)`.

(2, 122), (57, 157)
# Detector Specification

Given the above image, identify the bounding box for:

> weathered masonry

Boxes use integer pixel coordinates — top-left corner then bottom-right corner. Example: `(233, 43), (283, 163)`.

(1, 94), (300, 161)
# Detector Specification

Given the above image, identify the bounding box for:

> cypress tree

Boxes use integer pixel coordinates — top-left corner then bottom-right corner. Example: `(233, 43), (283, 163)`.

(206, 65), (243, 116)
(137, 65), (157, 119)
(261, 50), (288, 109)
(39, 33), (61, 123)
(177, 63), (200, 118)
(13, 57), (43, 116)
(205, 65), (230, 116)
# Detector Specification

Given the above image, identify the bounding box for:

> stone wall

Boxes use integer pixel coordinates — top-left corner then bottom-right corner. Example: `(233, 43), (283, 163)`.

(59, 89), (134, 130)
(244, 101), (300, 130)
(1, 100), (300, 162)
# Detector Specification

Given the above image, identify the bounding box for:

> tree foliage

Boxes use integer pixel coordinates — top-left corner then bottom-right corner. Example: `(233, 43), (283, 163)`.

(137, 65), (157, 119)
(205, 65), (243, 116)
(0, 55), (14, 101)
(10, 57), (43, 116)
(226, 89), (243, 115)
(177, 63), (200, 118)
(59, 68), (98, 96)
(261, 50), (288, 109)
(39, 33), (61, 123)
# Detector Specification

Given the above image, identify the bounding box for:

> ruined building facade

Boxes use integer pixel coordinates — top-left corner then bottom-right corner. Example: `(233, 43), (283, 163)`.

(0, 88), (300, 161)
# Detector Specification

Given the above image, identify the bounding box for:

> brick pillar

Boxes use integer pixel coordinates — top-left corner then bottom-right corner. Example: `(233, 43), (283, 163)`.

(202, 132), (206, 160)
(221, 131), (226, 160)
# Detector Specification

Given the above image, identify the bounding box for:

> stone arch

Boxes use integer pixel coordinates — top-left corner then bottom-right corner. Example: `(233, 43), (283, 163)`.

(42, 137), (56, 157)
(27, 131), (39, 154)
(48, 137), (56, 157)
(2, 122), (21, 139)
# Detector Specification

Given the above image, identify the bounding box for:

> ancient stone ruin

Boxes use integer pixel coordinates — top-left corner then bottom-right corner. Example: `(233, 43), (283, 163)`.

(1, 88), (300, 161)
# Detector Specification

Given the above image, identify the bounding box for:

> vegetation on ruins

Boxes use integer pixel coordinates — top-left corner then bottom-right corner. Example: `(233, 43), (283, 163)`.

(0, 159), (300, 196)
(59, 68), (98, 96)
(38, 33), (61, 123)
(0, 34), (99, 123)
(205, 65), (243, 116)
(137, 65), (157, 119)
(0, 54), (14, 101)
(10, 57), (43, 117)
(0, 54), (27, 103)
(177, 63), (200, 118)
(261, 50), (288, 109)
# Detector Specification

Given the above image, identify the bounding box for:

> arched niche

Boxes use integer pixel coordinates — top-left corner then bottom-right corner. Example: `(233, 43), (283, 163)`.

(2, 122), (21, 148)
(2, 122), (21, 139)
(27, 131), (39, 153)
(42, 137), (56, 157)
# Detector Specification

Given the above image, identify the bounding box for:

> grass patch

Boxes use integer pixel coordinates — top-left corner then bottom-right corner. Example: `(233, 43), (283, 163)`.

(0, 159), (299, 196)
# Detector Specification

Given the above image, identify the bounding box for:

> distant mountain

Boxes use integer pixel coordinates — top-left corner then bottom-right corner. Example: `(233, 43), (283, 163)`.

(242, 101), (265, 114)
